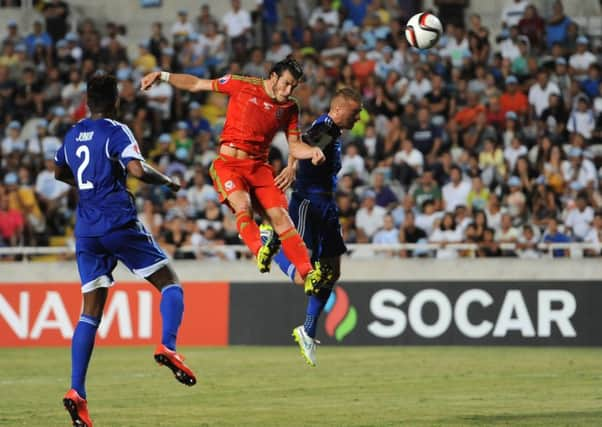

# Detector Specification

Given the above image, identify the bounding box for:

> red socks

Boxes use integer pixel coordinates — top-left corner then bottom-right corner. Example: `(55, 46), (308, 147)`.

(278, 227), (312, 277)
(235, 211), (262, 255)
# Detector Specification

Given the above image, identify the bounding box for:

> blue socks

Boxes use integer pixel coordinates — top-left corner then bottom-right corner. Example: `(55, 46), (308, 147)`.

(71, 314), (100, 399)
(304, 293), (331, 338)
(160, 284), (184, 351)
(274, 249), (296, 282)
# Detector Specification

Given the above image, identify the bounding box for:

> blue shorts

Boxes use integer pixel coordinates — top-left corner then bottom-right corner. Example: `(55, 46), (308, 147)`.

(76, 221), (168, 293)
(289, 191), (347, 262)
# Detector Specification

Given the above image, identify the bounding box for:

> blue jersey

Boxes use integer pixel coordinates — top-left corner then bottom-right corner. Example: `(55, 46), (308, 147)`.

(54, 118), (144, 237)
(294, 114), (342, 194)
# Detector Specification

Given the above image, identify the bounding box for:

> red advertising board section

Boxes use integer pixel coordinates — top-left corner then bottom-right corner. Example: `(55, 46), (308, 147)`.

(0, 282), (229, 347)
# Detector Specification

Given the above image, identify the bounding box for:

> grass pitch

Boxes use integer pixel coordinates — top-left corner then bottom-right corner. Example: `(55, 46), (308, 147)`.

(1, 346), (601, 426)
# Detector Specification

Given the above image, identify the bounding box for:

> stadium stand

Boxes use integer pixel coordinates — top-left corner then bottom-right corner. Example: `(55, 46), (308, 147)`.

(0, 0), (601, 261)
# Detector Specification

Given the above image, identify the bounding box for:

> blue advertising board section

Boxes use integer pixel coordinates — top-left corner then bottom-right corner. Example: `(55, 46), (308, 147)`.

(229, 281), (602, 346)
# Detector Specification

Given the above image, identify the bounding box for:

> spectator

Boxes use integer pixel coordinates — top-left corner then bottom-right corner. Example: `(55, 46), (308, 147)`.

(516, 224), (541, 258)
(545, 0), (571, 49)
(42, 0), (69, 42)
(442, 165), (471, 212)
(567, 95), (596, 140)
(35, 151), (70, 234)
(410, 107), (442, 163)
(372, 213), (399, 256)
(561, 147), (596, 190)
(222, 0), (252, 62)
(393, 138), (423, 190)
(430, 212), (462, 258)
(569, 36), (596, 81)
(467, 175), (490, 211)
(370, 170), (398, 209)
(564, 192), (594, 241)
(355, 189), (386, 242)
(413, 169), (442, 212)
(543, 216), (571, 257)
(529, 69), (560, 119)
(501, 0), (529, 28)
(265, 32), (292, 63)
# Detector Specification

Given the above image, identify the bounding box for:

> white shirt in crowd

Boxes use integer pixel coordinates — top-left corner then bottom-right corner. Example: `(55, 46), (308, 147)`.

(528, 81), (560, 117)
(416, 211), (443, 236)
(26, 135), (61, 155)
(503, 144), (528, 171)
(565, 206), (594, 240)
(339, 153), (366, 177)
(35, 168), (70, 200)
(308, 7), (339, 28)
(501, 0), (529, 27)
(407, 78), (432, 102)
(567, 109), (596, 139)
(393, 148), (424, 173)
(561, 158), (597, 188)
(144, 82), (174, 120)
(355, 205), (387, 240)
(442, 180), (471, 212)
(569, 51), (597, 74)
(499, 38), (520, 61)
(430, 228), (462, 259)
(372, 227), (400, 244)
(265, 43), (292, 63)
(496, 226), (520, 242)
(222, 8), (251, 38)
(170, 21), (194, 38)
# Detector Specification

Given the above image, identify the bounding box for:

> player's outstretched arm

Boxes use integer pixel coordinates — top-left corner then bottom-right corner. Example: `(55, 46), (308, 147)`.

(55, 164), (76, 186)
(140, 70), (213, 92)
(127, 159), (180, 192)
(288, 134), (325, 165)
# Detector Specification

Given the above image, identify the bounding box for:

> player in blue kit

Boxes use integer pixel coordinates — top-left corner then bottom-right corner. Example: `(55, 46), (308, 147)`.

(55, 73), (196, 427)
(263, 87), (362, 366)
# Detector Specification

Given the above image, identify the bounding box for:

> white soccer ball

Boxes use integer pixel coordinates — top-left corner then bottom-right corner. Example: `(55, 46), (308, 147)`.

(405, 12), (443, 50)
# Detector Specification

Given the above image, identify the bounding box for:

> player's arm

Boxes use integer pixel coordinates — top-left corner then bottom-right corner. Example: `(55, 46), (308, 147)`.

(288, 132), (325, 165)
(127, 159), (180, 192)
(140, 71), (213, 92)
(54, 164), (75, 186)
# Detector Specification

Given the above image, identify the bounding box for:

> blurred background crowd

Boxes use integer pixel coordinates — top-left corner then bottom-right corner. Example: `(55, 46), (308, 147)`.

(0, 0), (601, 260)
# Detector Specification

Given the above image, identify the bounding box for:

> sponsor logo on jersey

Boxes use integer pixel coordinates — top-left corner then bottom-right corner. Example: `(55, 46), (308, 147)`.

(75, 131), (94, 142)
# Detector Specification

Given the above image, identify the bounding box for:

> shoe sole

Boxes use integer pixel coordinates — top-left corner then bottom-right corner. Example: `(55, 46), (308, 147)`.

(291, 329), (316, 367)
(154, 354), (197, 386)
(63, 397), (89, 427)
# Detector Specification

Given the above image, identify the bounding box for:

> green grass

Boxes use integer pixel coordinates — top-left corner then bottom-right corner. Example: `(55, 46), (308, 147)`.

(1, 346), (602, 426)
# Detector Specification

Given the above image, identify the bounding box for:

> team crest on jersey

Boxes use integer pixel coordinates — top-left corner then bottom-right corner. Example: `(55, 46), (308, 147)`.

(218, 75), (231, 85)
(224, 180), (235, 190)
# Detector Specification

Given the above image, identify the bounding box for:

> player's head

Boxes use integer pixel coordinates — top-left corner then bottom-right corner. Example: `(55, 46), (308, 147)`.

(329, 87), (362, 129)
(268, 56), (303, 102)
(87, 72), (119, 115)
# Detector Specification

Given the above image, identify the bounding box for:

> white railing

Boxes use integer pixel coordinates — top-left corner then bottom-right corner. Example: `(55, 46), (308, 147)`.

(1, 243), (601, 260)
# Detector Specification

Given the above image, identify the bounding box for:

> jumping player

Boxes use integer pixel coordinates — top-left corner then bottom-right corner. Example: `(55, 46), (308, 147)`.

(140, 57), (327, 294)
(56, 74), (196, 427)
(263, 88), (363, 366)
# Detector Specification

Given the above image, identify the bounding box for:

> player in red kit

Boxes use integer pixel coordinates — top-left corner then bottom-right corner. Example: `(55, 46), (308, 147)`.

(141, 58), (327, 294)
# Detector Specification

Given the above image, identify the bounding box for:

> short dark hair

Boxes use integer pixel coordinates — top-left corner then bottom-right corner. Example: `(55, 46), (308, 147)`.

(269, 55), (303, 80)
(87, 73), (118, 114)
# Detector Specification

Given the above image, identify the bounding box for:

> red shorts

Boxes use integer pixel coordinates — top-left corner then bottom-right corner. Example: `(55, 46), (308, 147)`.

(209, 154), (288, 210)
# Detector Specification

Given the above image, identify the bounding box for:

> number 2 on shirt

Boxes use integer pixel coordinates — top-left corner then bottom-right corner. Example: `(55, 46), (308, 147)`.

(76, 145), (94, 190)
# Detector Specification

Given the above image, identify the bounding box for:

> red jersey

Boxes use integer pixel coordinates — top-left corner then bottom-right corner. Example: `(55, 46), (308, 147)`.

(211, 74), (301, 160)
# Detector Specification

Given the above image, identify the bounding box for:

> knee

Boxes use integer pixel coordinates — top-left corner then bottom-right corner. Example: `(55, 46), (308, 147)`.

(268, 208), (290, 228)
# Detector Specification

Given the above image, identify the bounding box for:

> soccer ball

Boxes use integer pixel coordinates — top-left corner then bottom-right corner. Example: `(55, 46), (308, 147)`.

(405, 12), (443, 50)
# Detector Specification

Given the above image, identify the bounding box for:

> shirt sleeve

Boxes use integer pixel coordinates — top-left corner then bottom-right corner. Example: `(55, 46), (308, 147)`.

(210, 74), (246, 95)
(107, 124), (144, 168)
(54, 144), (67, 167)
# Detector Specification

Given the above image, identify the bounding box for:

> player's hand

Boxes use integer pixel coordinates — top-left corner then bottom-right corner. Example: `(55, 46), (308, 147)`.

(274, 165), (296, 191)
(311, 147), (326, 165)
(165, 177), (181, 193)
(140, 71), (161, 91)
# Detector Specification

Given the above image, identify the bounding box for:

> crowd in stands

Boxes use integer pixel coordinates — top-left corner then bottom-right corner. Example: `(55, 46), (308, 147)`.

(0, 0), (602, 260)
